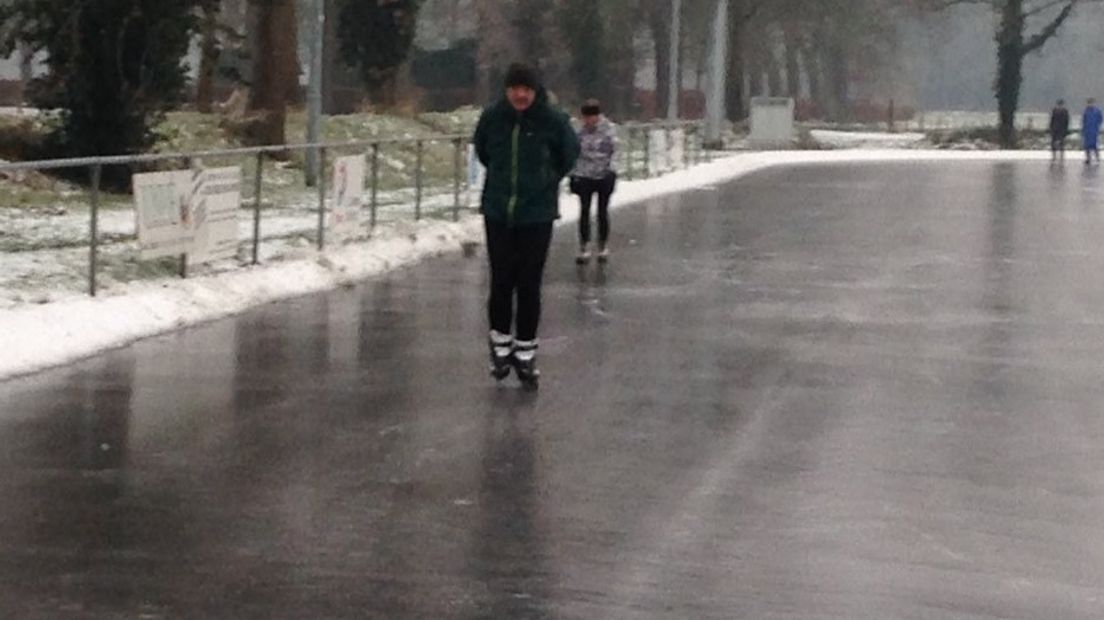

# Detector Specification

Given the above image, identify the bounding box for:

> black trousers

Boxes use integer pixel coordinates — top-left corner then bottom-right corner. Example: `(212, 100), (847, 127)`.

(572, 174), (616, 247)
(1051, 135), (1066, 156)
(484, 219), (554, 342)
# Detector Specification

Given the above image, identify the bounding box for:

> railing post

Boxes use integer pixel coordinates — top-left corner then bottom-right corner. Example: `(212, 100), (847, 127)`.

(452, 138), (462, 222)
(370, 143), (379, 229)
(415, 140), (424, 220)
(699, 123), (706, 164)
(180, 157), (194, 279)
(626, 127), (634, 180)
(675, 124), (684, 167)
(691, 125), (699, 166)
(317, 146), (327, 250)
(665, 126), (672, 173)
(644, 126), (651, 178)
(88, 164), (102, 297)
(252, 152), (263, 265)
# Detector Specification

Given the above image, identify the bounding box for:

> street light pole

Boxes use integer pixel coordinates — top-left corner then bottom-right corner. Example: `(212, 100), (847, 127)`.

(705, 0), (728, 147)
(667, 0), (681, 121)
(306, 0), (325, 186)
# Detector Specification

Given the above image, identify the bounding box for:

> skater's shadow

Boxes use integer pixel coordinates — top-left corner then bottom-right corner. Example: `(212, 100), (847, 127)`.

(467, 401), (550, 617)
(575, 264), (612, 324)
(574, 262), (608, 286)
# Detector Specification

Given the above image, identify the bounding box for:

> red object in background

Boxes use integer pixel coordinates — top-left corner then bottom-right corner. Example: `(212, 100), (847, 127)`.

(631, 89), (706, 121)
(793, 97), (915, 123)
(851, 98), (916, 124)
(794, 99), (822, 121)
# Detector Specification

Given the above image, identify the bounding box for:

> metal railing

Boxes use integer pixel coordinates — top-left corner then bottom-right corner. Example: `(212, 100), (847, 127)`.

(0, 121), (709, 298)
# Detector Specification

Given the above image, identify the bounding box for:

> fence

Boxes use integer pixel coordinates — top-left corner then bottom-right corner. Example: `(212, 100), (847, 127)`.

(876, 110), (1056, 134)
(0, 121), (709, 300)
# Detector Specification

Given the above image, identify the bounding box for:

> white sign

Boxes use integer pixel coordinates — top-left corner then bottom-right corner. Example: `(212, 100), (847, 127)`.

(467, 143), (485, 196)
(134, 170), (194, 259)
(330, 155), (364, 244)
(670, 129), (686, 169)
(191, 167), (241, 264)
(648, 129), (669, 176)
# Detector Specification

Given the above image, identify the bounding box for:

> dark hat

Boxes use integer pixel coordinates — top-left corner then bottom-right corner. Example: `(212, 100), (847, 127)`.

(504, 63), (541, 90)
(581, 98), (601, 116)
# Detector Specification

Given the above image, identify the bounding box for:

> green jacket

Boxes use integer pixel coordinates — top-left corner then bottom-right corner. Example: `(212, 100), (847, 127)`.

(473, 90), (580, 226)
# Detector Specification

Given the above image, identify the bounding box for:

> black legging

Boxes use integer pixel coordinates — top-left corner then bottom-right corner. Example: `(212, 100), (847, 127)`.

(484, 219), (554, 342)
(574, 174), (616, 247)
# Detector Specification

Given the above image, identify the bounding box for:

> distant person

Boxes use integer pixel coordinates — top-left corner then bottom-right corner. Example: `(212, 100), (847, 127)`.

(569, 99), (618, 265)
(1050, 99), (1070, 161)
(472, 63), (580, 389)
(1083, 98), (1103, 164)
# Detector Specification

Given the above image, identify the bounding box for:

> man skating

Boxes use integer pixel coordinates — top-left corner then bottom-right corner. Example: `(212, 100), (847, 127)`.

(473, 63), (580, 388)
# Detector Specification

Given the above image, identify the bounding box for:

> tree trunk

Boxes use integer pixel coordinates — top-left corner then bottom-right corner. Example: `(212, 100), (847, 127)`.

(724, 4), (745, 122)
(811, 25), (842, 121)
(476, 0), (522, 104)
(827, 42), (849, 121)
(17, 41), (31, 109)
(322, 0), (340, 113)
(747, 59), (762, 98)
(196, 3), (220, 113)
(766, 39), (784, 97)
(249, 0), (298, 145)
(367, 75), (399, 110)
(515, 0), (547, 67)
(223, 0), (248, 31)
(650, 1), (671, 119)
(782, 23), (801, 98)
(803, 43), (823, 117)
(996, 0), (1024, 148)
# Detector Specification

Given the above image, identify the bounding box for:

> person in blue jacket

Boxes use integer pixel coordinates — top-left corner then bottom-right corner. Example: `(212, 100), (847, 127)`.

(1082, 98), (1103, 164)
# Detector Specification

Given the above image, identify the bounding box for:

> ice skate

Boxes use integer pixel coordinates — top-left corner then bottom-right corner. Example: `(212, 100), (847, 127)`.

(510, 341), (540, 390)
(575, 245), (591, 266)
(488, 331), (513, 381)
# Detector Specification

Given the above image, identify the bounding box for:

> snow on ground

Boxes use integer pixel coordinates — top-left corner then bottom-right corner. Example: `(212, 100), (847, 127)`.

(810, 130), (928, 149)
(0, 148), (1061, 380)
(0, 106), (40, 117)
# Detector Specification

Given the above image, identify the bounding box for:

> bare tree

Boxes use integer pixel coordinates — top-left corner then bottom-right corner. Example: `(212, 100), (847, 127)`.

(248, 0), (298, 145)
(196, 0), (220, 113)
(919, 0), (1089, 147)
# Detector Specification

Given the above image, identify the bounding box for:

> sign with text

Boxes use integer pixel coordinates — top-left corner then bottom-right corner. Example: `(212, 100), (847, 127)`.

(191, 167), (241, 264)
(330, 155), (364, 244)
(134, 170), (194, 260)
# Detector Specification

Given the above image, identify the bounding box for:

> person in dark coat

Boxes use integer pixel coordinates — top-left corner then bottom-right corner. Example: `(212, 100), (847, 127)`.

(473, 63), (580, 387)
(1050, 99), (1070, 161)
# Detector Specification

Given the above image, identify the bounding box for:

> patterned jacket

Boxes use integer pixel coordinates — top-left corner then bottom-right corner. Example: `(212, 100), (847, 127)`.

(571, 117), (617, 180)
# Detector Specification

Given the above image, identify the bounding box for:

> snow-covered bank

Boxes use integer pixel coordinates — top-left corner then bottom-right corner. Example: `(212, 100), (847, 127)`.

(809, 130), (928, 149)
(0, 148), (1059, 380)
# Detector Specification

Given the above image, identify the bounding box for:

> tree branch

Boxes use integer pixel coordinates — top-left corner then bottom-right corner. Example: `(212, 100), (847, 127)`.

(1023, 0), (1080, 54)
